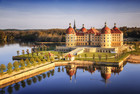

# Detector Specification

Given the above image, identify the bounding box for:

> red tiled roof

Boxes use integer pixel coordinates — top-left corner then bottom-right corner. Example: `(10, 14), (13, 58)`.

(101, 26), (111, 34)
(80, 27), (87, 33)
(76, 32), (84, 36)
(65, 53), (74, 57)
(48, 52), (54, 56)
(68, 69), (76, 76)
(86, 27), (101, 36)
(66, 27), (75, 34)
(111, 26), (122, 34)
(101, 73), (111, 80)
(88, 68), (96, 74)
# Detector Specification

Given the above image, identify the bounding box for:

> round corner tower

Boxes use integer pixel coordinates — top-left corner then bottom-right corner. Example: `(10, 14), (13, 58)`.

(66, 23), (76, 47)
(100, 22), (112, 48)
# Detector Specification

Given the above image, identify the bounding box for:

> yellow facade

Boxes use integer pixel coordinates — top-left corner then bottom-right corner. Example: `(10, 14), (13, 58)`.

(66, 23), (123, 48)
(66, 34), (77, 47)
(66, 33), (123, 48)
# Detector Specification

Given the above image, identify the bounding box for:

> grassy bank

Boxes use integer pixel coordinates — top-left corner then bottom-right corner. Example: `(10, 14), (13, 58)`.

(75, 52), (130, 63)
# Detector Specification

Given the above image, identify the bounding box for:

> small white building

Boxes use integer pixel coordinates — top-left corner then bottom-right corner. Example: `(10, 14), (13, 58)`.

(65, 54), (75, 61)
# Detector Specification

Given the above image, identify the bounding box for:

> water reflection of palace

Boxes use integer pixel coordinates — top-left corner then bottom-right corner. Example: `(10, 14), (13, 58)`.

(0, 64), (124, 94)
(66, 64), (124, 81)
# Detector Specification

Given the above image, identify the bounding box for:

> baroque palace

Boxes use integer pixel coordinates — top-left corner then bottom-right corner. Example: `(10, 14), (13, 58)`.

(66, 22), (123, 48)
(56, 21), (125, 54)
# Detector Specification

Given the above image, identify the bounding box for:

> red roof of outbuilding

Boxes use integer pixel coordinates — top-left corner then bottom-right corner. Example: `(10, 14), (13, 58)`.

(48, 52), (54, 57)
(65, 53), (74, 57)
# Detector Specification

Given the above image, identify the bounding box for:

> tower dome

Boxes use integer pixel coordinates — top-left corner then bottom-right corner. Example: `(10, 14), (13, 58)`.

(101, 22), (111, 34)
(66, 23), (75, 34)
(111, 23), (122, 33)
(101, 73), (111, 80)
(80, 24), (87, 33)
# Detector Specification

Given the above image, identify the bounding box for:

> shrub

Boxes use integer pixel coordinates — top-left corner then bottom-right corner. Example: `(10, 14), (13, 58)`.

(25, 58), (31, 67)
(19, 59), (25, 69)
(7, 62), (13, 74)
(13, 61), (20, 71)
(0, 64), (6, 75)
(42, 59), (46, 64)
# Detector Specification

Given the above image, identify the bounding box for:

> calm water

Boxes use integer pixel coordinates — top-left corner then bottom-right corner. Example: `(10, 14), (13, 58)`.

(0, 44), (140, 94)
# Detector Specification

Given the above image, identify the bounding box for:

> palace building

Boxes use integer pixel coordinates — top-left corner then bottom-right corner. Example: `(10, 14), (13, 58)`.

(66, 22), (123, 48)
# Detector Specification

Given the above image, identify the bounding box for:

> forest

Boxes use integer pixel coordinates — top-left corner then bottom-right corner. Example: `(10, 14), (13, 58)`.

(0, 29), (66, 42)
(0, 27), (140, 42)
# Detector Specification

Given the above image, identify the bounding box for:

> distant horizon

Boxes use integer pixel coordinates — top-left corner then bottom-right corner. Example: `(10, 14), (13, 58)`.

(0, 0), (140, 29)
(0, 23), (139, 30)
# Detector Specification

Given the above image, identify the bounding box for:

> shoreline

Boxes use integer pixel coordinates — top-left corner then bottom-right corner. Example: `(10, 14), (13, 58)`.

(0, 57), (129, 88)
(127, 55), (140, 63)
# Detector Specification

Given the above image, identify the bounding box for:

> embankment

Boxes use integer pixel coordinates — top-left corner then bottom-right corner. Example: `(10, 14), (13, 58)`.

(0, 62), (55, 88)
(127, 55), (140, 63)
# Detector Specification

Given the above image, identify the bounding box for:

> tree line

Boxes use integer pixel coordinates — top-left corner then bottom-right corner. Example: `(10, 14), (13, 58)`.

(120, 26), (140, 39)
(0, 27), (140, 43)
(0, 29), (66, 42)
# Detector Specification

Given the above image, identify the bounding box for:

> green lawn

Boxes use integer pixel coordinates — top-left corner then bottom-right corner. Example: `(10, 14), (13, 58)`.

(75, 52), (130, 63)
(75, 52), (116, 58)
(17, 51), (62, 58)
(131, 46), (140, 55)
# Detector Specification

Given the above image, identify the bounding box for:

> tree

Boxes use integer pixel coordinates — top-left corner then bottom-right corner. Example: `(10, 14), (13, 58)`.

(50, 57), (54, 62)
(17, 51), (19, 56)
(58, 67), (60, 72)
(19, 59), (25, 69)
(47, 55), (50, 62)
(32, 77), (37, 83)
(42, 59), (46, 64)
(38, 47), (40, 51)
(31, 48), (34, 56)
(30, 58), (34, 64)
(36, 50), (39, 56)
(7, 62), (13, 74)
(13, 61), (19, 71)
(37, 58), (41, 65)
(93, 54), (95, 60)
(57, 55), (61, 60)
(47, 72), (50, 78)
(0, 30), (7, 42)
(85, 54), (87, 58)
(8, 85), (13, 94)
(25, 58), (31, 67)
(26, 49), (29, 56)
(30, 58), (37, 66)
(65, 55), (68, 60)
(0, 64), (6, 75)
(98, 54), (101, 61)
(22, 50), (25, 55)
(105, 54), (108, 61)
(32, 60), (37, 66)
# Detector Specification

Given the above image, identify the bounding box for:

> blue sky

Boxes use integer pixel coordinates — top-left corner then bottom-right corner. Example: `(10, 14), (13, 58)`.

(0, 0), (140, 29)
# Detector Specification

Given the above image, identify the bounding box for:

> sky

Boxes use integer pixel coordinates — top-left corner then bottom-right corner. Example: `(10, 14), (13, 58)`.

(0, 0), (140, 29)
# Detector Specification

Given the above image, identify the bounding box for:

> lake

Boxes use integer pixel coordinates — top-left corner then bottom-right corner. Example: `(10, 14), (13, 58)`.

(0, 43), (140, 94)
